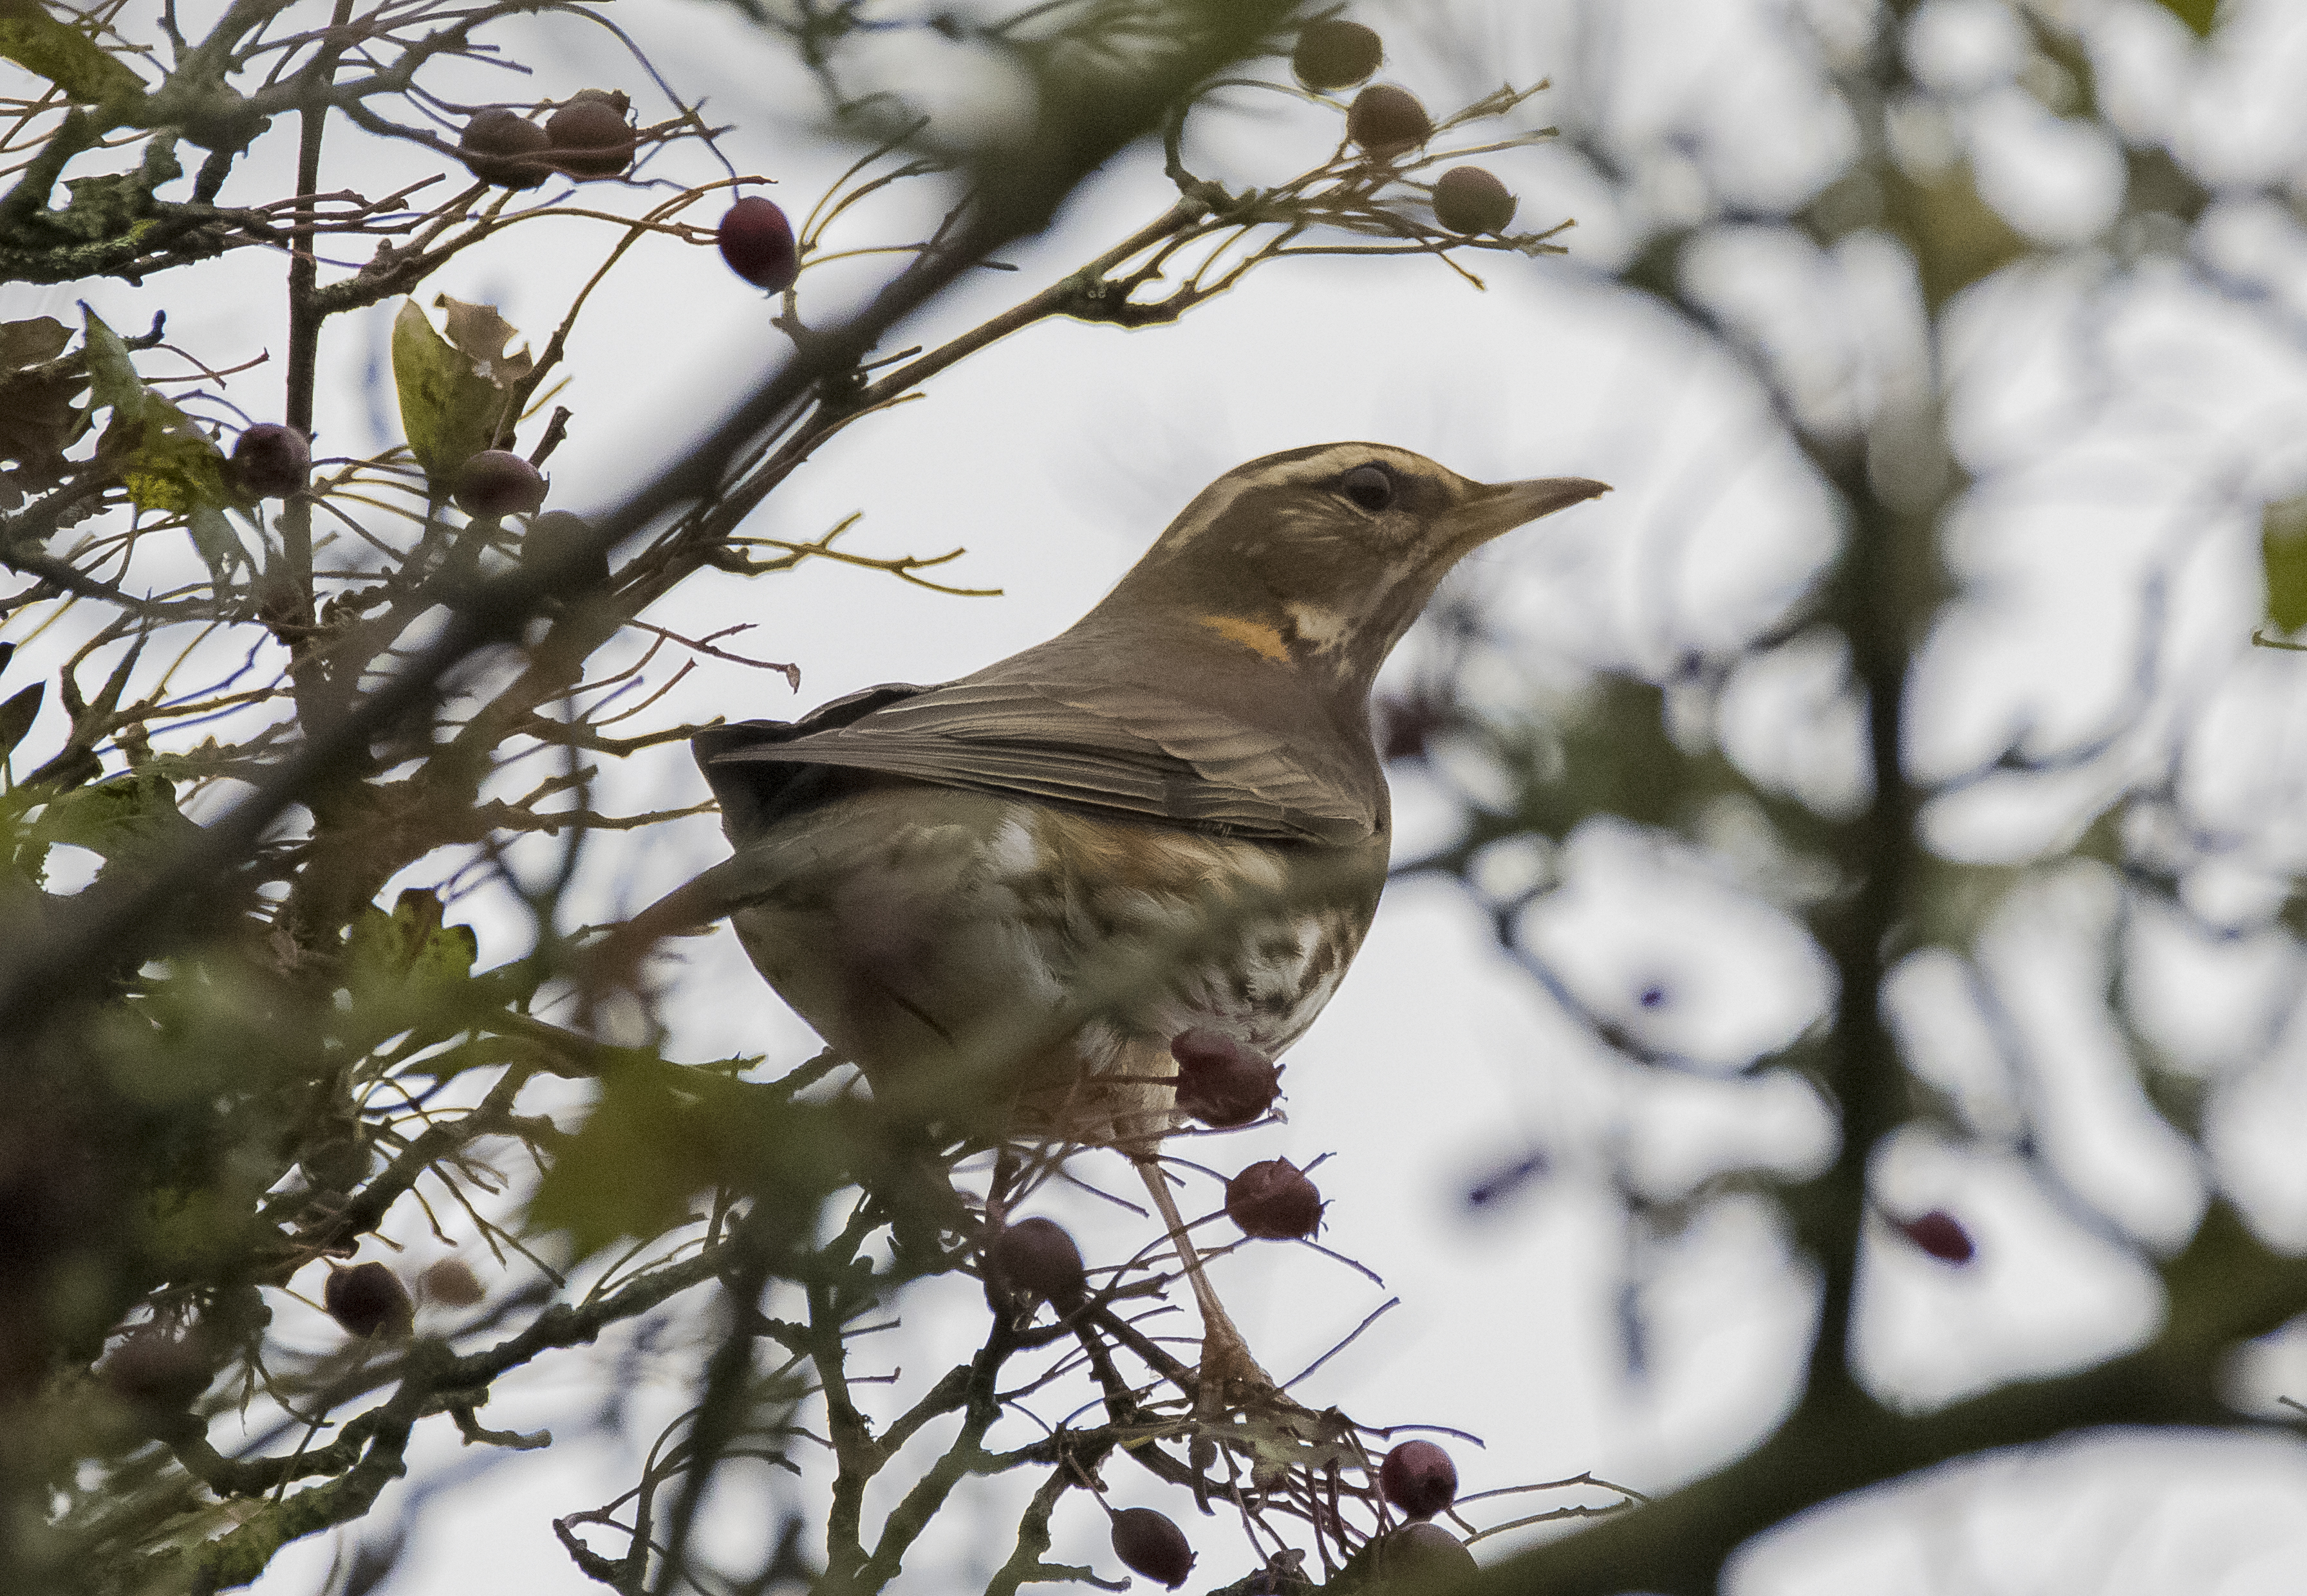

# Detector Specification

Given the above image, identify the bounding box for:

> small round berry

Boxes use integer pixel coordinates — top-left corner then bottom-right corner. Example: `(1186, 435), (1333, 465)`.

(525, 510), (609, 586)
(454, 450), (548, 519)
(989, 1216), (1086, 1303)
(1170, 1029), (1280, 1128)
(1379, 1439), (1459, 1519)
(1110, 1507), (1195, 1589)
(1225, 1158), (1322, 1240)
(459, 109), (550, 189)
(1895, 1209), (1975, 1265)
(718, 196), (799, 292)
(1375, 1521), (1477, 1578)
(1292, 19), (1383, 90)
(232, 423), (310, 498)
(1347, 84), (1431, 158)
(545, 90), (635, 179)
(324, 1262), (413, 1339)
(105, 1328), (212, 1409)
(1432, 165), (1518, 234)
(420, 1257), (486, 1308)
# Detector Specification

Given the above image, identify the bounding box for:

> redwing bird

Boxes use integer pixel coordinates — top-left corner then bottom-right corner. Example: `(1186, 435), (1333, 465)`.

(641, 443), (1605, 1400)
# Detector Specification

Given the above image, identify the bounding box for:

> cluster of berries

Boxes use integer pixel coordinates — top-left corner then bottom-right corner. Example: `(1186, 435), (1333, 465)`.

(1293, 19), (1521, 236)
(985, 1013), (1482, 1586)
(1092, 1436), (1471, 1588)
(458, 89), (642, 189)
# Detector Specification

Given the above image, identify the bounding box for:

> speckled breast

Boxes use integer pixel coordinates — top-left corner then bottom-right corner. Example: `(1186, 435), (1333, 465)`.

(725, 784), (1388, 1146)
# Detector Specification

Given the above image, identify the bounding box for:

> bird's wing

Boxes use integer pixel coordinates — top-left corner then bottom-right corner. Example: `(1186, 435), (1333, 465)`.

(694, 676), (1376, 846)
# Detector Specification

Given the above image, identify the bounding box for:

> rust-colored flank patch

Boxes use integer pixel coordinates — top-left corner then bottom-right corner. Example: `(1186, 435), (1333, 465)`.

(1197, 613), (1291, 663)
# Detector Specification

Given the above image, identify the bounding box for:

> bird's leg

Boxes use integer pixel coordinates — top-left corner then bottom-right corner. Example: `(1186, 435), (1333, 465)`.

(1133, 1155), (1272, 1409)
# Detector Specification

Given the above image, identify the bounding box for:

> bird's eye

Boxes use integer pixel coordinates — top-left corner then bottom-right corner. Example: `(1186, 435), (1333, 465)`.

(1340, 464), (1394, 512)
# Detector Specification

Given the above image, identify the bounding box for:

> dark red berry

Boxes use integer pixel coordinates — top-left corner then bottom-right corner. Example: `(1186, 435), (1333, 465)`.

(545, 91), (635, 179)
(324, 1262), (413, 1338)
(459, 109), (550, 189)
(1374, 1521), (1476, 1578)
(1347, 84), (1431, 158)
(1110, 1507), (1195, 1589)
(105, 1328), (212, 1409)
(718, 196), (799, 292)
(1225, 1158), (1322, 1240)
(525, 510), (608, 586)
(420, 1257), (486, 1308)
(454, 449), (547, 518)
(1432, 165), (1518, 234)
(1171, 1029), (1280, 1127)
(232, 423), (309, 498)
(1379, 1439), (1459, 1519)
(989, 1217), (1086, 1303)
(1293, 19), (1383, 90)
(1896, 1209), (1975, 1265)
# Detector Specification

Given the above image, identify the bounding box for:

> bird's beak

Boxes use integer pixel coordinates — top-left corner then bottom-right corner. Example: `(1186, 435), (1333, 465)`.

(1448, 475), (1611, 548)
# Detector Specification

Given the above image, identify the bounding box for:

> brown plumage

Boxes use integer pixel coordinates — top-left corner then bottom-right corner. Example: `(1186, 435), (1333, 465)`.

(675, 442), (1605, 1396)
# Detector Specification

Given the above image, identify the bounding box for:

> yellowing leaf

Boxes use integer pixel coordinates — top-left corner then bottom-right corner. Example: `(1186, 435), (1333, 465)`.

(119, 399), (229, 513)
(73, 311), (235, 577)
(0, 316), (69, 368)
(391, 297), (523, 487)
(344, 888), (478, 992)
(0, 317), (82, 507)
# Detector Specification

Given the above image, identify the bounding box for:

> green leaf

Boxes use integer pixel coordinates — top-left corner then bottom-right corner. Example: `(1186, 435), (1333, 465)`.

(2155, 0), (2219, 39)
(77, 308), (233, 533)
(391, 297), (523, 488)
(1894, 163), (2031, 310)
(183, 505), (246, 586)
(79, 306), (146, 425)
(528, 1065), (850, 1260)
(28, 770), (194, 873)
(527, 1069), (718, 1259)
(2263, 494), (2307, 634)
(0, 7), (144, 103)
(0, 680), (42, 764)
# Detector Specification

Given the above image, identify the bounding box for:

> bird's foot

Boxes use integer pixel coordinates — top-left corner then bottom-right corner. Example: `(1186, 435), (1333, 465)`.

(1193, 1319), (1277, 1415)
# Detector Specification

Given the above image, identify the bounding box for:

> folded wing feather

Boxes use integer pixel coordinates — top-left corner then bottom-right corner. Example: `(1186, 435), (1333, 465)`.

(695, 675), (1374, 846)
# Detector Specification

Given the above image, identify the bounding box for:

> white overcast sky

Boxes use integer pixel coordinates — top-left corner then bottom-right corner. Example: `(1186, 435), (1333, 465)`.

(13, 0), (2307, 1591)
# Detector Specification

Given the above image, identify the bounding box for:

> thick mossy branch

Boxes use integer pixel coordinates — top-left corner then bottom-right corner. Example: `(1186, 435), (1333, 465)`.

(1476, 1206), (2307, 1596)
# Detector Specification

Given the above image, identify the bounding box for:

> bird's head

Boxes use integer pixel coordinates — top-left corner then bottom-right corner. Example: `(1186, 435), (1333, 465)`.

(1092, 442), (1608, 695)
